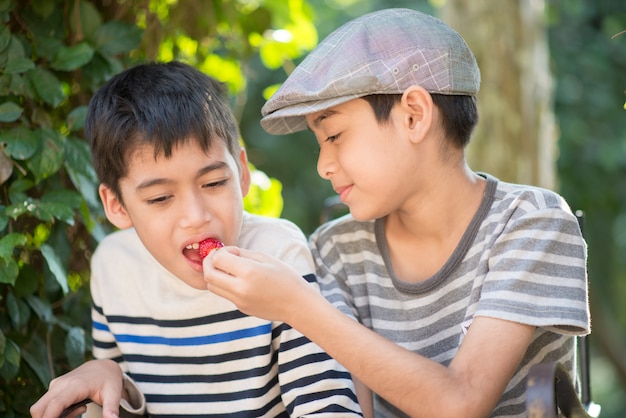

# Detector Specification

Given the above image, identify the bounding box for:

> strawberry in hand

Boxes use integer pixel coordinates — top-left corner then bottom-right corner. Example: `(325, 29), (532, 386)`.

(198, 238), (224, 259)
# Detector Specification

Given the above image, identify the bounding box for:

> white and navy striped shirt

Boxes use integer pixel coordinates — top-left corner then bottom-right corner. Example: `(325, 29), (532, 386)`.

(309, 174), (590, 418)
(91, 212), (362, 417)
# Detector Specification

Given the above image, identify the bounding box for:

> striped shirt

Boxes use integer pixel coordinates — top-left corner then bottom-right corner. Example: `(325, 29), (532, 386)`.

(90, 212), (362, 417)
(309, 174), (590, 418)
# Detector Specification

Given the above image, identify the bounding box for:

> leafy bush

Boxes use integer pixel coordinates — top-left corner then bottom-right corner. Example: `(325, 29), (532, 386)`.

(0, 1), (142, 414)
(0, 0), (309, 414)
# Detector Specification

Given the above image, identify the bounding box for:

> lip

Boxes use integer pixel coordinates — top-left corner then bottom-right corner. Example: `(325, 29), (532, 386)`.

(334, 184), (353, 203)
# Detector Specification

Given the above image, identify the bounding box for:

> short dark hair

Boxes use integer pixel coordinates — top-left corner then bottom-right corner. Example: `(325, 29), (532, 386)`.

(362, 93), (478, 149)
(85, 61), (241, 202)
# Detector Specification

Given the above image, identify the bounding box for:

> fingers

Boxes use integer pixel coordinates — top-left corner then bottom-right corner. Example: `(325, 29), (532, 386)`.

(30, 359), (123, 418)
(100, 384), (122, 418)
(31, 375), (91, 418)
(206, 247), (273, 277)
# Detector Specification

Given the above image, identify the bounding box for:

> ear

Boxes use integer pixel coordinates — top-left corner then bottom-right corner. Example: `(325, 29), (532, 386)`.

(237, 148), (251, 197)
(400, 85), (434, 144)
(99, 184), (133, 229)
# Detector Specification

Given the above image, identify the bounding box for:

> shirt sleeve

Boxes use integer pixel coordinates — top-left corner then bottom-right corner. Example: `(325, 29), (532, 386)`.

(90, 252), (124, 362)
(275, 321), (363, 417)
(476, 207), (590, 335)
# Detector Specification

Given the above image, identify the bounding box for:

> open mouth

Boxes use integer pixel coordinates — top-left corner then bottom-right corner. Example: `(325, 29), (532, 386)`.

(185, 238), (224, 260)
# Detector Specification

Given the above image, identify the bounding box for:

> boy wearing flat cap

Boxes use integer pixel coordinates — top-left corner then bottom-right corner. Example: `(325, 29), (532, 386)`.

(204, 8), (590, 417)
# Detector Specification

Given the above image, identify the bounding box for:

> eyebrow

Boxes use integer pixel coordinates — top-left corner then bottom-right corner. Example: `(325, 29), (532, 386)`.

(309, 109), (340, 129)
(135, 161), (229, 192)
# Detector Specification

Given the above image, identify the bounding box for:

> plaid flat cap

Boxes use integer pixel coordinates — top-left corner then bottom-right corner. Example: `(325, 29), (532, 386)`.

(261, 8), (480, 135)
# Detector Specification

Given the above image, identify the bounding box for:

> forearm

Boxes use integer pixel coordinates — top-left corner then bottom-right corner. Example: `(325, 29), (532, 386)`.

(285, 292), (492, 418)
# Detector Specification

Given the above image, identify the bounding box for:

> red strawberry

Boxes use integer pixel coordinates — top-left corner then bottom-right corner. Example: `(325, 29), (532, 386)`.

(198, 238), (224, 259)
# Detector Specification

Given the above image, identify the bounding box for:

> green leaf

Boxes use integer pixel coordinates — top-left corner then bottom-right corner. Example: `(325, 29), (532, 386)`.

(8, 177), (33, 195)
(0, 330), (5, 367)
(0, 258), (19, 285)
(67, 106), (88, 132)
(30, 0), (56, 19)
(0, 101), (23, 122)
(0, 339), (20, 381)
(0, 24), (10, 52)
(73, 0), (102, 40)
(0, 126), (38, 159)
(5, 199), (32, 221)
(40, 243), (69, 294)
(26, 67), (65, 107)
(5, 34), (25, 61)
(4, 56), (35, 74)
(39, 188), (81, 225)
(51, 42), (95, 71)
(5, 72), (26, 96)
(65, 326), (86, 368)
(93, 20), (143, 56)
(26, 128), (64, 182)
(33, 36), (63, 62)
(20, 334), (51, 386)
(25, 295), (53, 324)
(0, 0), (12, 14)
(6, 291), (30, 329)
(65, 136), (100, 210)
(0, 208), (7, 231)
(14, 264), (40, 298)
(0, 232), (27, 261)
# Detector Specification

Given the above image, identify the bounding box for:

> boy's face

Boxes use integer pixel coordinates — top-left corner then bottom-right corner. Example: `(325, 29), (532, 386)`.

(99, 139), (250, 290)
(306, 98), (422, 222)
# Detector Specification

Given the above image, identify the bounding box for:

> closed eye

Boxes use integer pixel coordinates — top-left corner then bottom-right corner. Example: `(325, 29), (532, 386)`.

(203, 179), (228, 189)
(146, 195), (172, 205)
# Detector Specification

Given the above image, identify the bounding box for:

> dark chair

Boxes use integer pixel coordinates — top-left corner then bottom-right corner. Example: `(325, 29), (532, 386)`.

(525, 210), (601, 418)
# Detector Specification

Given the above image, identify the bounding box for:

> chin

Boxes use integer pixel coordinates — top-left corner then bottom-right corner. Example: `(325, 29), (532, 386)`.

(184, 277), (208, 290)
(348, 209), (377, 222)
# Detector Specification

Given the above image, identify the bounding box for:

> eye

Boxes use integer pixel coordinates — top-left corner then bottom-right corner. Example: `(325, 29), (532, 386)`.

(203, 178), (228, 189)
(146, 195), (171, 205)
(325, 133), (340, 143)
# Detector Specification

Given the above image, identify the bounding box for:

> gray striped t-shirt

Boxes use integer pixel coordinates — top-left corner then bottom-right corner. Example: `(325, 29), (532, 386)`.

(309, 174), (590, 418)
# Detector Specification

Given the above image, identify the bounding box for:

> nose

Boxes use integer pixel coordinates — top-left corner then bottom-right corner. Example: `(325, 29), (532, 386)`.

(317, 144), (336, 180)
(179, 191), (211, 229)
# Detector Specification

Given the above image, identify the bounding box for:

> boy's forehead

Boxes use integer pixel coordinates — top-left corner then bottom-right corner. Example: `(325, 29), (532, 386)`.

(124, 136), (230, 167)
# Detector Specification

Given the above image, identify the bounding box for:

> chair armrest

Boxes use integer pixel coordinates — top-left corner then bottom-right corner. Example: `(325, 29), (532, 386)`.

(526, 361), (595, 418)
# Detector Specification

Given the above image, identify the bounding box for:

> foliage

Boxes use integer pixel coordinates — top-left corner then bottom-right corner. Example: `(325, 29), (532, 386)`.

(0, 0), (316, 414)
(546, 1), (626, 415)
(0, 1), (140, 413)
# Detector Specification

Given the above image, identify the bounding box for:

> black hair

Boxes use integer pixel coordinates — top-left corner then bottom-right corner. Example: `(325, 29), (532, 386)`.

(85, 61), (241, 202)
(362, 93), (479, 149)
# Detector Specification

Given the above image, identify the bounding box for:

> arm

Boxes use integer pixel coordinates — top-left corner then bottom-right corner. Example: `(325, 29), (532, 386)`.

(204, 248), (534, 417)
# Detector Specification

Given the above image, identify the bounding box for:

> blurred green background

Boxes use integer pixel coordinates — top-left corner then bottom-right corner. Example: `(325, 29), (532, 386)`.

(1, 0), (624, 416)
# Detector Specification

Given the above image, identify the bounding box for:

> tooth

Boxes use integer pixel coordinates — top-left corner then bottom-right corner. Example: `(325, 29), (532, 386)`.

(186, 244), (192, 249)
(192, 242), (199, 250)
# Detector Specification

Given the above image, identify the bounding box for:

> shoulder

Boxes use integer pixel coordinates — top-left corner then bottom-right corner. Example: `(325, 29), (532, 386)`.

(490, 175), (573, 214)
(93, 228), (147, 259)
(239, 212), (314, 274)
(309, 214), (377, 260)
(240, 212), (307, 244)
(91, 228), (163, 283)
(482, 175), (578, 228)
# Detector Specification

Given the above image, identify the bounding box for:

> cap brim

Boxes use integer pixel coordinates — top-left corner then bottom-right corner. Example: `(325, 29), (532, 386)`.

(260, 94), (367, 135)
